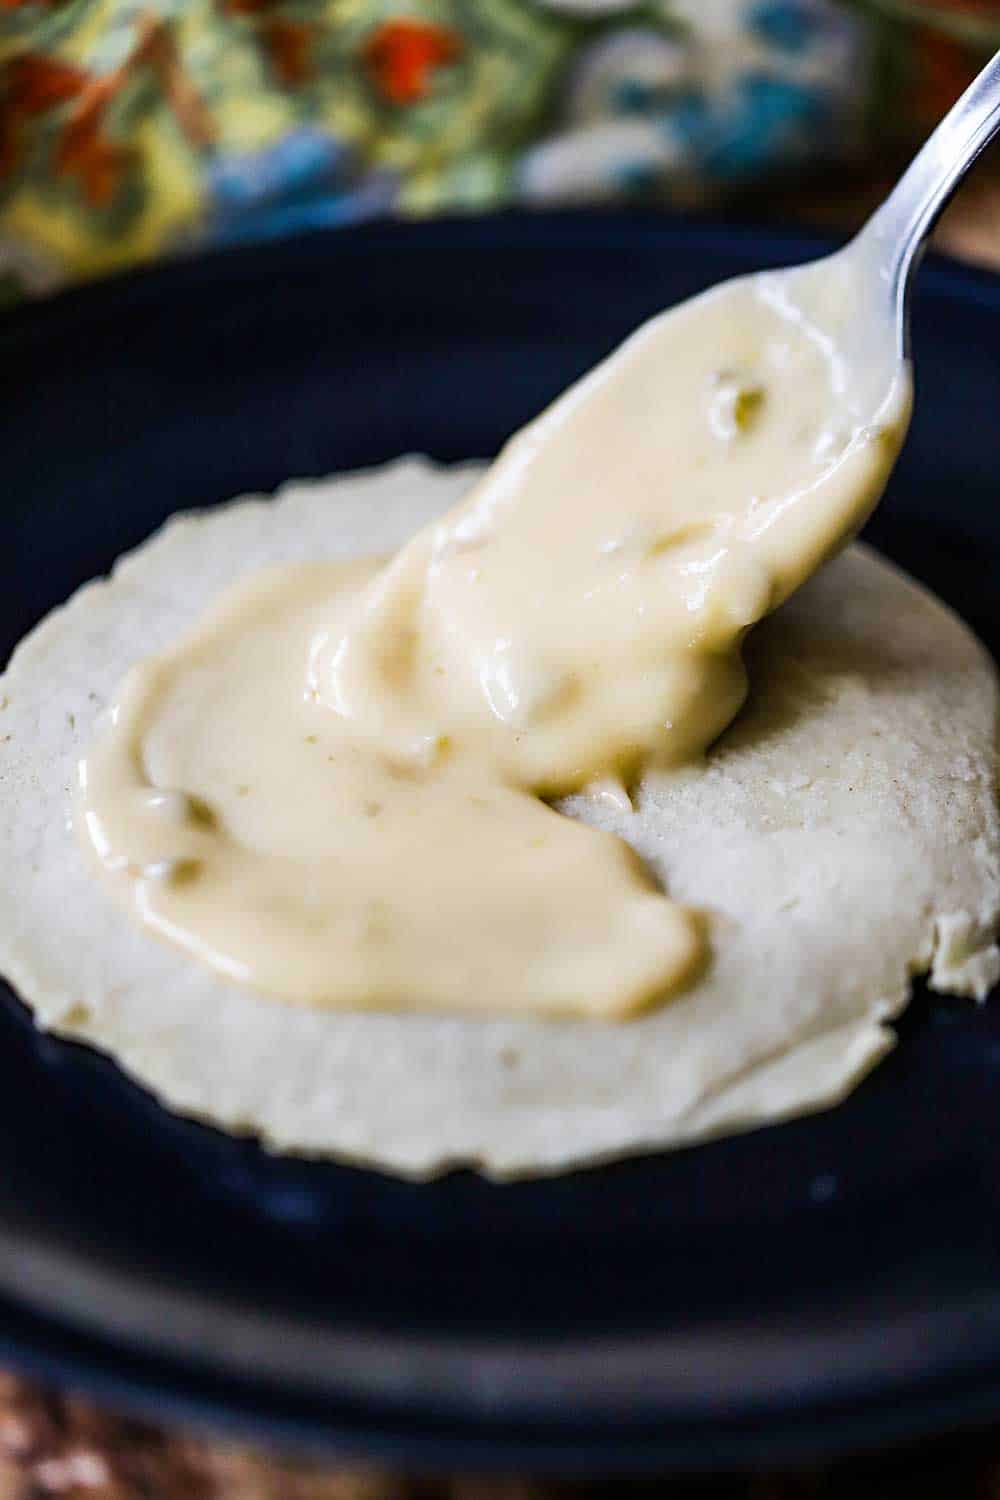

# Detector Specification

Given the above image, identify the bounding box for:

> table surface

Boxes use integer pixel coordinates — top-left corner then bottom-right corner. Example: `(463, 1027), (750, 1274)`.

(4, 164), (1000, 1500)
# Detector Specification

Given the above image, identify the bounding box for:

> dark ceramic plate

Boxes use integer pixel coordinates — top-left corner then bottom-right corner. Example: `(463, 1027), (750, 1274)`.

(2, 216), (1000, 1474)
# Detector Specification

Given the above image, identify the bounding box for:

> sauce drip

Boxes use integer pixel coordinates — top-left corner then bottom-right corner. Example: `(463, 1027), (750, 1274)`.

(77, 269), (910, 1018)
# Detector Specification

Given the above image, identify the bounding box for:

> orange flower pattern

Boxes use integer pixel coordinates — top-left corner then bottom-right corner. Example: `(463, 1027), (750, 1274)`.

(363, 18), (462, 106)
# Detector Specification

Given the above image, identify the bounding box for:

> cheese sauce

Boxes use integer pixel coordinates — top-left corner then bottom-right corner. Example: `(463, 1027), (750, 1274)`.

(77, 267), (910, 1018)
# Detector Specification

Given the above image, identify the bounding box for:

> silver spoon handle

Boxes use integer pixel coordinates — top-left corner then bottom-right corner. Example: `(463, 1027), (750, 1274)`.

(860, 47), (1000, 346)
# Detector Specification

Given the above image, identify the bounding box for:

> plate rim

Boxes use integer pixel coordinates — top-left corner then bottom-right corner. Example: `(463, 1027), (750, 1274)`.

(4, 210), (1000, 1470)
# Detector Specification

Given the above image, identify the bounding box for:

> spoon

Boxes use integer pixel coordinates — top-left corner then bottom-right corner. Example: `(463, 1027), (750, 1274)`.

(320, 55), (1000, 797)
(859, 45), (1000, 357)
(780, 46), (1000, 421)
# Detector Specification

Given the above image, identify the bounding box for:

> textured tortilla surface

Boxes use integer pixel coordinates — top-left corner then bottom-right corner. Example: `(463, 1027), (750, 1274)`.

(0, 459), (997, 1178)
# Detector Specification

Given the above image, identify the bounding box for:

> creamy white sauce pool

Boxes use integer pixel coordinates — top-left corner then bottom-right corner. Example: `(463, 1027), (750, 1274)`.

(77, 266), (911, 1018)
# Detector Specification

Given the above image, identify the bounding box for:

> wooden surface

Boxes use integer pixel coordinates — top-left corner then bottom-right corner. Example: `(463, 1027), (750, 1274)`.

(3, 168), (1000, 1499)
(4, 1373), (1000, 1497)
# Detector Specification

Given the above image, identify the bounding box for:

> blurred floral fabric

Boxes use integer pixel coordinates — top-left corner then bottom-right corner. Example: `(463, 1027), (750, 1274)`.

(0, 0), (986, 299)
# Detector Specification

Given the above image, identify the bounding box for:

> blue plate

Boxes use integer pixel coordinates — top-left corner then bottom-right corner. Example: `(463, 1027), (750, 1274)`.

(2, 215), (1000, 1474)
